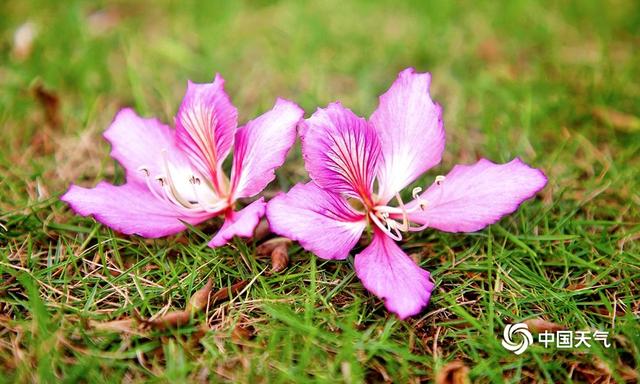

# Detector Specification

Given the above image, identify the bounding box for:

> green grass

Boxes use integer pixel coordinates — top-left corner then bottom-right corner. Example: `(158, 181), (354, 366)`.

(1, 0), (639, 382)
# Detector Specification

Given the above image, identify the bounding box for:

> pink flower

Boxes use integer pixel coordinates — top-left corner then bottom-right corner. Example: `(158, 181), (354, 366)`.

(62, 74), (303, 247)
(266, 68), (547, 319)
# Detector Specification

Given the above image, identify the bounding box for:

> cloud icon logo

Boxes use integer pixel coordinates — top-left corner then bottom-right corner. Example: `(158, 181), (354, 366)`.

(502, 323), (533, 355)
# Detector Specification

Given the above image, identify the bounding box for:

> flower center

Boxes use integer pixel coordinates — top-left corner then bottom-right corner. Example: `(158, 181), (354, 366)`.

(368, 176), (446, 241)
(137, 150), (229, 216)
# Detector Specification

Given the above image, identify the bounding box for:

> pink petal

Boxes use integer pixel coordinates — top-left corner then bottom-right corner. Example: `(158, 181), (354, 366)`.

(208, 198), (266, 247)
(301, 103), (381, 202)
(103, 108), (190, 186)
(370, 68), (445, 203)
(61, 182), (211, 238)
(405, 158), (547, 232)
(231, 99), (303, 199)
(266, 182), (366, 260)
(354, 230), (434, 319)
(175, 74), (238, 189)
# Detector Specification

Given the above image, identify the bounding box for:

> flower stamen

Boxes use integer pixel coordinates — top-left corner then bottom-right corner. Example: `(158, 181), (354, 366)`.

(136, 150), (229, 216)
(138, 166), (167, 203)
(369, 211), (402, 241)
(370, 176), (447, 239)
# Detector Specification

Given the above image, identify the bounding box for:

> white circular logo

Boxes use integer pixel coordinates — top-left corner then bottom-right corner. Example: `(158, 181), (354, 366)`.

(502, 323), (533, 355)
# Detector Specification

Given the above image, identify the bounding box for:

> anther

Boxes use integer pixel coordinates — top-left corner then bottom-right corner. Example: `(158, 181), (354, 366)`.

(136, 154), (229, 216)
(435, 175), (446, 185)
(411, 187), (428, 211)
(138, 166), (150, 177)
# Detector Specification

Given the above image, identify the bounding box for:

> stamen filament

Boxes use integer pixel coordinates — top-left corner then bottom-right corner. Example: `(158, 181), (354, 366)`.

(138, 167), (170, 204)
(373, 204), (423, 215)
(160, 150), (197, 209)
(137, 151), (229, 217)
(407, 221), (429, 231)
(369, 175), (448, 240)
(138, 170), (206, 217)
(369, 212), (403, 241)
(393, 192), (409, 231)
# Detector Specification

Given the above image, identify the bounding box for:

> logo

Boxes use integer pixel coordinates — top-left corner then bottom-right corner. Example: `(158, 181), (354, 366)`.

(502, 323), (533, 355)
(501, 323), (611, 354)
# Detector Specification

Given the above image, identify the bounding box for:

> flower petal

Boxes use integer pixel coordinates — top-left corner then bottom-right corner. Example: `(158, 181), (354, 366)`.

(61, 182), (211, 238)
(405, 158), (547, 232)
(370, 68), (445, 202)
(231, 99), (303, 199)
(208, 198), (266, 247)
(301, 103), (381, 202)
(103, 108), (190, 186)
(175, 74), (238, 188)
(354, 230), (434, 319)
(266, 182), (366, 260)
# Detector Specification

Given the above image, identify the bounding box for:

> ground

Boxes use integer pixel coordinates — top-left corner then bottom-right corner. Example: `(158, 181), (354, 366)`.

(1, 0), (639, 383)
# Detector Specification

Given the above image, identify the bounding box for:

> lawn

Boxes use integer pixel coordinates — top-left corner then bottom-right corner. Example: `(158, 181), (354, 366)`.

(1, 0), (639, 382)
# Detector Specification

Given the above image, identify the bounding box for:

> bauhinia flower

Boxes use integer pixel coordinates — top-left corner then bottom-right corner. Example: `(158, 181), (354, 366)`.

(266, 68), (547, 319)
(62, 74), (303, 247)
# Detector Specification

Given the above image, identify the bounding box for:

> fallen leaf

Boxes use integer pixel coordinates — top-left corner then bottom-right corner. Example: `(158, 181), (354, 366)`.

(138, 279), (249, 330)
(435, 361), (470, 384)
(31, 81), (62, 154)
(89, 319), (144, 335)
(30, 128), (54, 155)
(593, 106), (640, 132)
(146, 311), (191, 330)
(270, 243), (289, 273)
(186, 278), (213, 313)
(32, 82), (61, 129)
(231, 324), (255, 343)
(566, 283), (587, 291)
(523, 318), (565, 333)
(210, 280), (248, 304)
(590, 307), (626, 316)
(187, 323), (211, 350)
(255, 237), (291, 257)
(253, 218), (270, 242)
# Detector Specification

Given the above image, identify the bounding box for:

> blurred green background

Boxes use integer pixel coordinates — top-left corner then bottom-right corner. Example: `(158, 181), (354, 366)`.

(1, 0), (639, 382)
